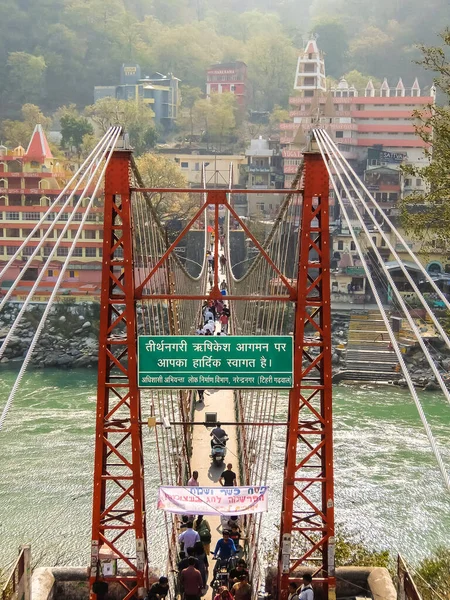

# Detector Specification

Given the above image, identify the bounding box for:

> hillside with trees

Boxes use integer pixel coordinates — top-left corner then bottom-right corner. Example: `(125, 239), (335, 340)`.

(0, 0), (448, 124)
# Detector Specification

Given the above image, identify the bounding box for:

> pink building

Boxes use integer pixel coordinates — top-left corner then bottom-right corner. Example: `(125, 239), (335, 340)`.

(206, 61), (248, 110)
(282, 39), (435, 192)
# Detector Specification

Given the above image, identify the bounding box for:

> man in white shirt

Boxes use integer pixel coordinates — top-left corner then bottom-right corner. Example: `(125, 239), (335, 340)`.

(298, 574), (314, 600)
(203, 308), (213, 323)
(178, 522), (200, 552)
(204, 319), (215, 334)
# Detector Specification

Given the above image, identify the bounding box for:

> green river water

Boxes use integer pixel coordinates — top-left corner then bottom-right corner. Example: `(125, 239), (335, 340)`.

(0, 368), (449, 571)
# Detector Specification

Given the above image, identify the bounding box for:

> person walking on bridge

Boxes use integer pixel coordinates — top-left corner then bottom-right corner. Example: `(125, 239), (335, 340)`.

(180, 557), (203, 600)
(203, 307), (213, 324)
(288, 582), (299, 600)
(194, 514), (212, 555)
(179, 521), (200, 552)
(298, 574), (314, 600)
(231, 573), (251, 600)
(219, 254), (227, 274)
(214, 587), (233, 600)
(188, 471), (199, 486)
(220, 463), (237, 487)
(146, 576), (169, 600)
(219, 312), (229, 334)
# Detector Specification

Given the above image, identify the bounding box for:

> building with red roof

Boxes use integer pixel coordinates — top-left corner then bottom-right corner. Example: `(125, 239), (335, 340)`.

(0, 125), (104, 301)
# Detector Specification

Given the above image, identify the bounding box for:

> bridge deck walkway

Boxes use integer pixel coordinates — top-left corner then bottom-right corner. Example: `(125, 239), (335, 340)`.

(188, 262), (239, 586)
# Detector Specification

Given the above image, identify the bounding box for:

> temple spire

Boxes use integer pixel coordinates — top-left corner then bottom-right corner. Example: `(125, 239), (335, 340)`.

(25, 124), (53, 161)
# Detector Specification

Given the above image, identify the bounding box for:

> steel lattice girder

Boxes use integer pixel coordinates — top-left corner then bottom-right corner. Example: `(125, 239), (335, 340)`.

(90, 151), (148, 600)
(278, 151), (336, 600)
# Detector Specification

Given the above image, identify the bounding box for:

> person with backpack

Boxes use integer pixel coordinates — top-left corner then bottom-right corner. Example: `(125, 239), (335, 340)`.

(194, 514), (212, 555)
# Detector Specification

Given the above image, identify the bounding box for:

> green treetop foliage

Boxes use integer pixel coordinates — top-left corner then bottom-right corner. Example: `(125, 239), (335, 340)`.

(414, 546), (450, 600)
(401, 28), (450, 247)
(0, 0), (446, 122)
(311, 16), (348, 79)
(57, 105), (94, 154)
(342, 70), (381, 91)
(178, 85), (203, 144)
(85, 97), (157, 155)
(135, 152), (199, 223)
(246, 32), (297, 111)
(192, 92), (238, 150)
(1, 104), (52, 148)
(60, 114), (94, 153)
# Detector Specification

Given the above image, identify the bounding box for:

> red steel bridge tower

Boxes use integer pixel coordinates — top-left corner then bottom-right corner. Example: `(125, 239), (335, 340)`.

(89, 141), (335, 599)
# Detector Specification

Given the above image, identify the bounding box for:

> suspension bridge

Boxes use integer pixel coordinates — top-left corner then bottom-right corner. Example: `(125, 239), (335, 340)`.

(1, 126), (449, 600)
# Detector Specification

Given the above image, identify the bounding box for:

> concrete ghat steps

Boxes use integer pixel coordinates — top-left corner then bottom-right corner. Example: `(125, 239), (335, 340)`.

(336, 370), (400, 382)
(340, 311), (402, 383)
(346, 350), (398, 362)
(346, 361), (398, 372)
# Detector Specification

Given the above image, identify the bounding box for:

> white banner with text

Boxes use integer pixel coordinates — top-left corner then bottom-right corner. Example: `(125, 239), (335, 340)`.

(157, 485), (269, 516)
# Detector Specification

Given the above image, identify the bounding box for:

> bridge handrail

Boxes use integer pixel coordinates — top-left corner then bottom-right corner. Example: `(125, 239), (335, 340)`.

(1, 545), (31, 600)
(397, 553), (422, 600)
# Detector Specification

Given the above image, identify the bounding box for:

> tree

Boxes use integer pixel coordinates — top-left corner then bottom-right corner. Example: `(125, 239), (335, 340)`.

(1, 104), (52, 148)
(85, 98), (157, 155)
(401, 28), (450, 246)
(311, 17), (349, 78)
(207, 93), (237, 150)
(335, 528), (393, 571)
(246, 32), (297, 111)
(60, 109), (94, 154)
(192, 93), (237, 150)
(135, 153), (198, 223)
(149, 0), (191, 24)
(348, 27), (395, 75)
(178, 85), (203, 144)
(4, 52), (47, 110)
(342, 70), (381, 92)
(268, 105), (290, 137)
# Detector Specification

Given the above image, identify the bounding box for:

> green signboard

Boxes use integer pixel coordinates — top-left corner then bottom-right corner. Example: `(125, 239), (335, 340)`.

(138, 335), (293, 389)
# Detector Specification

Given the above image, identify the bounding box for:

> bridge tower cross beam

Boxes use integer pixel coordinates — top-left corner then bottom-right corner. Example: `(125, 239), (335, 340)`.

(90, 149), (148, 600)
(278, 149), (336, 600)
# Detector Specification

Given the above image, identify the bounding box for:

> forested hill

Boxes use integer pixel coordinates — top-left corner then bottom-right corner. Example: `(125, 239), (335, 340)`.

(0, 0), (448, 119)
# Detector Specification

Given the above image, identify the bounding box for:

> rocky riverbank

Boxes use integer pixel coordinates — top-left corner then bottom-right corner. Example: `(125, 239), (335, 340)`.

(0, 304), (353, 371)
(393, 339), (450, 391)
(0, 303), (101, 368)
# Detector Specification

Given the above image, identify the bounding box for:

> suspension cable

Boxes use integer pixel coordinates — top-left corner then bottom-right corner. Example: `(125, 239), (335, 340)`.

(0, 128), (118, 309)
(0, 127), (122, 361)
(318, 130), (450, 349)
(0, 128), (117, 280)
(0, 127), (122, 431)
(319, 129), (450, 312)
(313, 128), (450, 493)
(315, 128), (450, 404)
